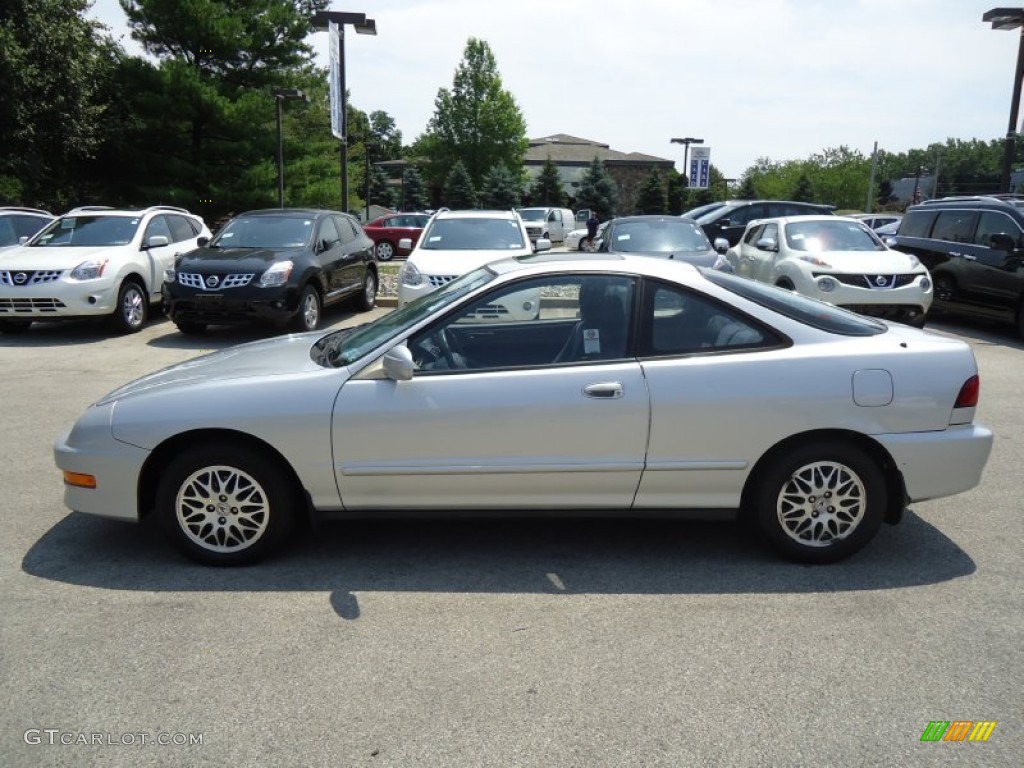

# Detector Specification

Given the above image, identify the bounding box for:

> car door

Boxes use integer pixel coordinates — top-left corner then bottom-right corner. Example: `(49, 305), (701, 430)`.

(331, 273), (650, 510)
(336, 215), (373, 293)
(140, 215), (177, 295)
(747, 222), (780, 283)
(928, 209), (983, 308)
(961, 210), (1024, 318)
(717, 204), (767, 246)
(314, 216), (347, 298)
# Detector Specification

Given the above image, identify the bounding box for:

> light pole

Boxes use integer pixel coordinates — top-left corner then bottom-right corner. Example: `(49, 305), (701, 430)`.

(273, 88), (306, 208)
(312, 10), (377, 213)
(984, 8), (1024, 192)
(670, 137), (704, 187)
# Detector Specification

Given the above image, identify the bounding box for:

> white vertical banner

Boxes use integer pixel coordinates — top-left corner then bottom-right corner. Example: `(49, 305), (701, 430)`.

(328, 22), (344, 140)
(690, 147), (711, 189)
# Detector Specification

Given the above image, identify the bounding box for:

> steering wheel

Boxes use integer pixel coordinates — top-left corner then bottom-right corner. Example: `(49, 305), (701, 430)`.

(436, 327), (464, 369)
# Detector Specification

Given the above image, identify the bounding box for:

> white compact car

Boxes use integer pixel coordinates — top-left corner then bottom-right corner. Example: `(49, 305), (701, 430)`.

(721, 215), (932, 326)
(0, 205), (212, 334)
(398, 209), (549, 320)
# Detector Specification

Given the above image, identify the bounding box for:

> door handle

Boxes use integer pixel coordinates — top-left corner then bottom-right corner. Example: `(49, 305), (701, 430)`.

(583, 382), (623, 399)
(948, 251), (962, 258)
(962, 254), (977, 261)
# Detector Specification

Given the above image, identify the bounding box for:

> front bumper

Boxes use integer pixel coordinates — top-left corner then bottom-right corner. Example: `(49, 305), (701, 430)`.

(0, 280), (120, 318)
(165, 282), (299, 325)
(875, 423), (993, 503)
(53, 403), (150, 522)
(802, 274), (932, 324)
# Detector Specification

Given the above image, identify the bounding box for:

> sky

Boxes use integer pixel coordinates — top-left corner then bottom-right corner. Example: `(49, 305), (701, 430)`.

(88, 0), (1017, 178)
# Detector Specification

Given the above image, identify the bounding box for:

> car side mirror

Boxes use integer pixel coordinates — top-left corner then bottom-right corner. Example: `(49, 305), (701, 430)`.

(146, 235), (169, 249)
(197, 236), (210, 247)
(713, 237), (730, 254)
(18, 236), (28, 245)
(756, 237), (778, 252)
(534, 237), (552, 253)
(398, 237), (413, 251)
(718, 218), (732, 227)
(990, 233), (1016, 251)
(382, 344), (415, 381)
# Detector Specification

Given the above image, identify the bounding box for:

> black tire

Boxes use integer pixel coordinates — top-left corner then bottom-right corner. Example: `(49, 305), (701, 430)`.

(754, 441), (886, 564)
(110, 280), (148, 334)
(357, 270), (377, 312)
(290, 284), (321, 332)
(933, 275), (955, 303)
(174, 320), (207, 335)
(156, 444), (296, 566)
(0, 318), (32, 334)
(775, 278), (795, 291)
(375, 241), (395, 261)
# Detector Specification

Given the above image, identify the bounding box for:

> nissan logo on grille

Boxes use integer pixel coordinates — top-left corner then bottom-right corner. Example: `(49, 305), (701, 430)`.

(205, 275), (220, 288)
(875, 275), (887, 287)
(13, 272), (28, 285)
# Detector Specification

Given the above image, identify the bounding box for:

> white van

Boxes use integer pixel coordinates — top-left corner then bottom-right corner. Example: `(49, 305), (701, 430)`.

(516, 207), (575, 244)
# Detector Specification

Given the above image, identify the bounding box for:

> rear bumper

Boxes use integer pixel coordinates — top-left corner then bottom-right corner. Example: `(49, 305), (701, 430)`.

(875, 423), (993, 502)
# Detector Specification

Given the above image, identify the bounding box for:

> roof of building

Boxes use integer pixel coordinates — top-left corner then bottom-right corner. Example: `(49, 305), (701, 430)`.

(525, 135), (674, 167)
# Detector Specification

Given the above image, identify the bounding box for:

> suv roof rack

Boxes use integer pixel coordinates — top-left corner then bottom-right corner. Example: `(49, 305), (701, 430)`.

(143, 205), (191, 214)
(920, 194), (1024, 205)
(65, 205), (116, 214)
(0, 206), (53, 216)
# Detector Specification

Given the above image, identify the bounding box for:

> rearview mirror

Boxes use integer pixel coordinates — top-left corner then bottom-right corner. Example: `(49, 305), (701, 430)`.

(382, 344), (415, 381)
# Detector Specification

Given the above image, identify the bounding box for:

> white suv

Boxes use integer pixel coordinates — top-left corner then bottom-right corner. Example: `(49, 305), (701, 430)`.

(0, 205), (212, 334)
(397, 209), (550, 318)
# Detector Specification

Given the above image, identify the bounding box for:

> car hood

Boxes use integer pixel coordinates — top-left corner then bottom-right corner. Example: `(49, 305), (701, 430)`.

(797, 250), (924, 273)
(0, 244), (128, 269)
(175, 246), (303, 272)
(409, 248), (528, 275)
(96, 332), (328, 405)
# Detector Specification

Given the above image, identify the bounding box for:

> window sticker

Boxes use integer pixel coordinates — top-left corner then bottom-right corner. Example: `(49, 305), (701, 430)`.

(583, 328), (601, 354)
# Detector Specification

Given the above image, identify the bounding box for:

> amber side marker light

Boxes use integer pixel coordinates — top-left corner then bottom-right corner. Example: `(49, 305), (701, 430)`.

(63, 471), (97, 489)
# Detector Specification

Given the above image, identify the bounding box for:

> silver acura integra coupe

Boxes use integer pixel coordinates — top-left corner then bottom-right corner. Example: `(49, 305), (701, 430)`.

(55, 254), (993, 566)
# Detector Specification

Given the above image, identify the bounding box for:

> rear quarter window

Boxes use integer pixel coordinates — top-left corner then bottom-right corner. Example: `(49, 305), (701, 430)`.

(899, 210), (938, 238)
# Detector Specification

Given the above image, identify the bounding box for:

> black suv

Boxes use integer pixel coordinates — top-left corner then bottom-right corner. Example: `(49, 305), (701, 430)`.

(888, 195), (1024, 336)
(693, 200), (835, 247)
(165, 209), (377, 334)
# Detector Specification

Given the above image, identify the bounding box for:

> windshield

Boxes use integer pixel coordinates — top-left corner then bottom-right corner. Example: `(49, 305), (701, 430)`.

(31, 215), (140, 247)
(609, 220), (712, 253)
(312, 267), (496, 367)
(785, 220), (885, 252)
(701, 269), (887, 336)
(213, 215), (314, 249)
(517, 209), (547, 221)
(420, 218), (526, 250)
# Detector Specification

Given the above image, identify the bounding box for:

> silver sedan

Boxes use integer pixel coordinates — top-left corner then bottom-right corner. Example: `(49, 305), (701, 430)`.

(55, 255), (993, 566)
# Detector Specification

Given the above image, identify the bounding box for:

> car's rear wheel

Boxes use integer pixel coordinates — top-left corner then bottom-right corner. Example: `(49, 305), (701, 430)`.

(156, 444), (295, 566)
(174, 320), (207, 335)
(375, 241), (395, 261)
(291, 284), (321, 332)
(934, 275), (956, 303)
(0, 318), (32, 333)
(775, 278), (795, 291)
(357, 270), (377, 312)
(754, 442), (886, 563)
(110, 280), (148, 334)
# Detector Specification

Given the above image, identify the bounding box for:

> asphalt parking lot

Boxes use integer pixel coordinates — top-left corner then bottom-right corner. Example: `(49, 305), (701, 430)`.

(1, 301), (1022, 767)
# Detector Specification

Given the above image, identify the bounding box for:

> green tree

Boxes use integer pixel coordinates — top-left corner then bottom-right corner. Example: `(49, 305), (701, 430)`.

(736, 176), (757, 199)
(0, 0), (120, 207)
(791, 172), (814, 202)
(368, 165), (396, 210)
(481, 165), (521, 209)
(443, 159), (478, 209)
(576, 157), (619, 220)
(401, 166), (429, 211)
(636, 168), (668, 214)
(531, 157), (565, 207)
(418, 38), (528, 190)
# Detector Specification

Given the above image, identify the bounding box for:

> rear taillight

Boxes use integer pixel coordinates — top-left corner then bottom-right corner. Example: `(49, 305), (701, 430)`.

(954, 375), (980, 408)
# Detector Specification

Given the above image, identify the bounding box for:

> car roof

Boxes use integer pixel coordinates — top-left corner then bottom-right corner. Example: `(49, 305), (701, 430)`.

(238, 208), (338, 218)
(62, 205), (200, 217)
(609, 215), (702, 224)
(434, 209), (519, 220)
(486, 252), (702, 283)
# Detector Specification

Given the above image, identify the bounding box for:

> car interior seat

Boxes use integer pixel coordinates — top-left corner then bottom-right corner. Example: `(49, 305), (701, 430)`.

(554, 279), (629, 362)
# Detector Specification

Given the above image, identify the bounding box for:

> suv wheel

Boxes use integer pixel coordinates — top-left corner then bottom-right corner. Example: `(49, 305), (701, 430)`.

(290, 284), (321, 332)
(111, 280), (148, 334)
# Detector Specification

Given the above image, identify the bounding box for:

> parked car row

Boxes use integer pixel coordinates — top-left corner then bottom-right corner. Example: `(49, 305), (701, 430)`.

(0, 205), (379, 335)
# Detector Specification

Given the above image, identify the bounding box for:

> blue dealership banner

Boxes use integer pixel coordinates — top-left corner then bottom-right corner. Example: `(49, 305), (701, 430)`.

(690, 147), (711, 189)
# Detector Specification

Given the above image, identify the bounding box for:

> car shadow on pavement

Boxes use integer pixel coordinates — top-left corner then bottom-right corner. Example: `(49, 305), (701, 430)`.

(0, 315), (176, 347)
(22, 510), (975, 620)
(926, 315), (1024, 351)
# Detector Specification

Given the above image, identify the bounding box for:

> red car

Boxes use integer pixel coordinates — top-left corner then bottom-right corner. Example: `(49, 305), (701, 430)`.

(363, 212), (431, 261)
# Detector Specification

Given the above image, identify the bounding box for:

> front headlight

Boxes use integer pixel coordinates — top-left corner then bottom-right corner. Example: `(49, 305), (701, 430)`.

(816, 276), (838, 293)
(399, 261), (422, 287)
(920, 276), (932, 292)
(69, 259), (109, 281)
(258, 260), (293, 288)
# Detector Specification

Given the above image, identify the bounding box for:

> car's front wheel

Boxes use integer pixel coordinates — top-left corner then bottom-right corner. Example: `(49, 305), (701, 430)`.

(754, 442), (886, 563)
(290, 284), (321, 332)
(156, 444), (295, 566)
(174, 320), (207, 335)
(111, 280), (148, 334)
(0, 318), (32, 334)
(375, 241), (395, 261)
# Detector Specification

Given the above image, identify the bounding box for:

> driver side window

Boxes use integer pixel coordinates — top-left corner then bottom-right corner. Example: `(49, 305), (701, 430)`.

(407, 274), (636, 373)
